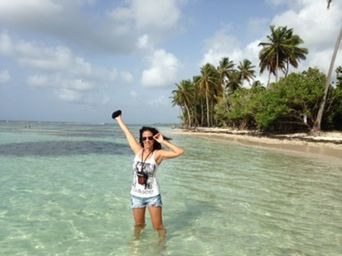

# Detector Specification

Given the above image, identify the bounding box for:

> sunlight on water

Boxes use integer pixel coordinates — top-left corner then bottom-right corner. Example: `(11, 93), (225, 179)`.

(0, 121), (341, 255)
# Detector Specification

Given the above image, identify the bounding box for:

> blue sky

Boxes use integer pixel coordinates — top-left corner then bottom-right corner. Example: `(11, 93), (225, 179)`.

(0, 0), (341, 124)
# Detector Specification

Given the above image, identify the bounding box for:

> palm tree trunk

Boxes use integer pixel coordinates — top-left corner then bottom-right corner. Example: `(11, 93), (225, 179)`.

(184, 103), (191, 128)
(201, 101), (204, 126)
(267, 72), (271, 87)
(211, 102), (215, 127)
(206, 86), (210, 127)
(313, 25), (342, 132)
(285, 60), (289, 77)
(276, 51), (279, 82)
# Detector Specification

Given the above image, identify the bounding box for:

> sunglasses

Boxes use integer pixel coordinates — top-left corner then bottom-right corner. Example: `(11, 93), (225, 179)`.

(142, 136), (154, 141)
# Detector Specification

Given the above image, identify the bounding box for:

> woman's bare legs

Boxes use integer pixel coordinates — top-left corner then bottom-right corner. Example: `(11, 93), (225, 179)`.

(133, 206), (166, 241)
(148, 206), (166, 240)
(132, 208), (146, 239)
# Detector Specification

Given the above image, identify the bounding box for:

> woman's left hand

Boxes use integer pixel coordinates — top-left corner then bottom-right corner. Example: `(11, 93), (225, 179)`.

(153, 133), (164, 143)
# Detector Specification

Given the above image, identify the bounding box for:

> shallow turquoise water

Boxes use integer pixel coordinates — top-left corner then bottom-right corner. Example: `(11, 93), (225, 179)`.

(0, 121), (341, 255)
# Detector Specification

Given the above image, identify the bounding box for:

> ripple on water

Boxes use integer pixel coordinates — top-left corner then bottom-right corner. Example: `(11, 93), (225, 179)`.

(1, 123), (341, 255)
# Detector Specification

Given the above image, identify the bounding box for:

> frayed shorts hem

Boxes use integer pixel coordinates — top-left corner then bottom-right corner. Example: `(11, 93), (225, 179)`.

(131, 194), (163, 208)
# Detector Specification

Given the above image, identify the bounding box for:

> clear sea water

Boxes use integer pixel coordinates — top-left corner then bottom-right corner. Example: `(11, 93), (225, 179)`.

(0, 121), (341, 256)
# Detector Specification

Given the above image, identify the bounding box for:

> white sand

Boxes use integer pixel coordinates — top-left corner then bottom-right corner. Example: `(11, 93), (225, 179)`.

(172, 127), (342, 160)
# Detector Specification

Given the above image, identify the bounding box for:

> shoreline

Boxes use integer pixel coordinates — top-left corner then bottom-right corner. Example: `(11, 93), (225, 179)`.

(172, 127), (342, 160)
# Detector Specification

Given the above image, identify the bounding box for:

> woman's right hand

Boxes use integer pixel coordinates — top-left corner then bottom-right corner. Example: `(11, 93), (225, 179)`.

(112, 110), (122, 120)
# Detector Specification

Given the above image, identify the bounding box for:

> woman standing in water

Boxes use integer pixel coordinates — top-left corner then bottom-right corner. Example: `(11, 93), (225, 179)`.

(112, 110), (184, 239)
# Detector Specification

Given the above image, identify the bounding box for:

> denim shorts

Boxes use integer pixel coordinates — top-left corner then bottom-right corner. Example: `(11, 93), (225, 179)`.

(131, 194), (163, 208)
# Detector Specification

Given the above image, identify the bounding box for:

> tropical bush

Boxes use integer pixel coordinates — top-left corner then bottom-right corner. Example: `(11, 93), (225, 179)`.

(171, 25), (341, 133)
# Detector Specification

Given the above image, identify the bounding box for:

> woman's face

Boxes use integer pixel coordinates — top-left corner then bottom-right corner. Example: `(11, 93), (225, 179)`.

(142, 130), (154, 149)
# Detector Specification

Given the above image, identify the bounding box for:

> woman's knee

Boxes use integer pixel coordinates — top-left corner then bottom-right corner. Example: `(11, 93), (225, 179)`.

(152, 224), (164, 231)
(135, 223), (146, 228)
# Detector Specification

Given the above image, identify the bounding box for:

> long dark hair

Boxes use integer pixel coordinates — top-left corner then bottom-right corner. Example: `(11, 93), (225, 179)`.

(139, 126), (171, 150)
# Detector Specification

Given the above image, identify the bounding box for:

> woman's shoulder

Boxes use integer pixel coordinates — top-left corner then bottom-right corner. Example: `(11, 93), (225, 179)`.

(153, 149), (162, 156)
(134, 147), (143, 156)
(152, 150), (161, 164)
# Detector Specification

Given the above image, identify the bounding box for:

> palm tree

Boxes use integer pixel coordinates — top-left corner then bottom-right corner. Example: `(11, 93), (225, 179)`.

(196, 63), (220, 127)
(336, 66), (342, 84)
(171, 80), (195, 127)
(226, 70), (242, 94)
(237, 59), (256, 86)
(258, 26), (308, 85)
(313, 0), (342, 132)
(171, 85), (186, 125)
(259, 26), (287, 83)
(217, 57), (235, 93)
(283, 33), (308, 77)
(192, 75), (205, 126)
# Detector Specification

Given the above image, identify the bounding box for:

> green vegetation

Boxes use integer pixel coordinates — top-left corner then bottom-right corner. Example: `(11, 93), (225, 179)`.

(171, 25), (342, 133)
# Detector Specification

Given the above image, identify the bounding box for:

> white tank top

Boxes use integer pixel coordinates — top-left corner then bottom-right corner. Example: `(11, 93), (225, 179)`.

(130, 149), (160, 198)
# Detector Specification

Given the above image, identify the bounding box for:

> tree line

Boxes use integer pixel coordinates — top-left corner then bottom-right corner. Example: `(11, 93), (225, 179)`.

(171, 25), (342, 133)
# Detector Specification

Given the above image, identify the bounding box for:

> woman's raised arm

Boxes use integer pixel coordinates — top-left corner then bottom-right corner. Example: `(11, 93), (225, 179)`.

(153, 133), (184, 165)
(113, 112), (142, 154)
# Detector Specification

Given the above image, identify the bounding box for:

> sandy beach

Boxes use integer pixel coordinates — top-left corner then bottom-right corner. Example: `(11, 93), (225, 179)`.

(172, 127), (342, 160)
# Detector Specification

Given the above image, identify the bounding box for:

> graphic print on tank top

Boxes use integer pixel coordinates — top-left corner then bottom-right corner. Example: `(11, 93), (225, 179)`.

(134, 161), (156, 190)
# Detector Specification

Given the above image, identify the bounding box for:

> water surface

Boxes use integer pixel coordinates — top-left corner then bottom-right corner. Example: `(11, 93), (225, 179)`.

(0, 121), (341, 255)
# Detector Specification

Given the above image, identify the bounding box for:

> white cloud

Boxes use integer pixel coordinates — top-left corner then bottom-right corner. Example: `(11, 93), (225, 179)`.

(131, 0), (180, 30)
(0, 33), (132, 81)
(57, 88), (82, 102)
(0, 1), (137, 55)
(3, 33), (135, 86)
(201, 0), (342, 84)
(0, 32), (133, 103)
(265, 0), (292, 6)
(72, 0), (96, 5)
(109, 0), (183, 44)
(130, 90), (138, 99)
(109, 6), (134, 34)
(202, 36), (270, 84)
(18, 45), (73, 72)
(71, 57), (92, 77)
(141, 49), (180, 87)
(247, 17), (269, 38)
(27, 74), (95, 103)
(0, 33), (13, 55)
(27, 75), (49, 87)
(0, 70), (10, 83)
(68, 79), (94, 92)
(121, 71), (134, 83)
(270, 0), (342, 73)
(0, 0), (185, 62)
(101, 95), (110, 105)
(201, 30), (243, 67)
(306, 49), (334, 72)
(272, 1), (341, 48)
(110, 0), (181, 31)
(147, 95), (169, 106)
(137, 34), (152, 49)
(244, 40), (271, 84)
(0, 0), (62, 18)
